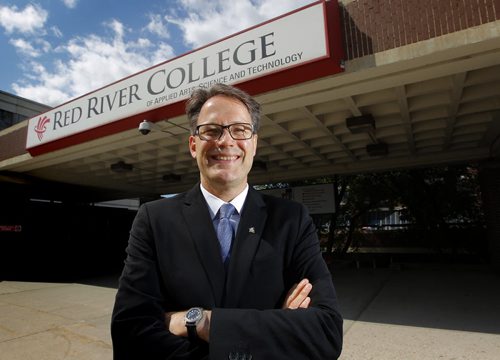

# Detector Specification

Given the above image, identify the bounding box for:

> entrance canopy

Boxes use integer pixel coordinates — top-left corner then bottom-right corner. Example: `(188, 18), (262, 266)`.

(2, 1), (500, 199)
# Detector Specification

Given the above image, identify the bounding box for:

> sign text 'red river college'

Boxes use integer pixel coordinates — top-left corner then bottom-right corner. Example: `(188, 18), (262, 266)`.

(26, 2), (331, 150)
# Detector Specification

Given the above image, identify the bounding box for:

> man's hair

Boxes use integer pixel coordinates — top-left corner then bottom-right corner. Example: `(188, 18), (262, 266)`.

(186, 83), (261, 135)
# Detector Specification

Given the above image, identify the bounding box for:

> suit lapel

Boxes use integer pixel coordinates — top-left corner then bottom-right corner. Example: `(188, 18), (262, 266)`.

(182, 185), (226, 306)
(225, 188), (267, 307)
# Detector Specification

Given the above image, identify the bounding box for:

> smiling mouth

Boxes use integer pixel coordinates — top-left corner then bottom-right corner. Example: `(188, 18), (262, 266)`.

(213, 155), (240, 161)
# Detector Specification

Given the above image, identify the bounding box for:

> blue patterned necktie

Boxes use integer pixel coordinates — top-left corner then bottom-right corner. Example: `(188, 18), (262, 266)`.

(217, 203), (236, 263)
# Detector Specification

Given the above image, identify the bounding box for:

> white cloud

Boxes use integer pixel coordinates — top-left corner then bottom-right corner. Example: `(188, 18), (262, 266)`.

(145, 14), (169, 38)
(0, 4), (48, 34)
(9, 38), (40, 57)
(12, 20), (174, 106)
(13, 62), (73, 106)
(151, 43), (175, 65)
(9, 38), (52, 58)
(51, 26), (63, 38)
(170, 0), (316, 48)
(106, 19), (125, 39)
(62, 0), (79, 9)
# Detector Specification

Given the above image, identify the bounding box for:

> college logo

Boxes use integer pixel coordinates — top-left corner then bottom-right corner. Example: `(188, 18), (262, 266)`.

(34, 116), (50, 141)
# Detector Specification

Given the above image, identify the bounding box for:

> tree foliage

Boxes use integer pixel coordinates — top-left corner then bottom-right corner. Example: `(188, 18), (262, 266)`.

(325, 165), (485, 256)
(256, 164), (485, 259)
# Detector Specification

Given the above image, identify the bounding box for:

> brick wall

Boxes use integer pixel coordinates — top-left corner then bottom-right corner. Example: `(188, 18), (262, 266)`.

(339, 0), (500, 59)
(0, 126), (28, 162)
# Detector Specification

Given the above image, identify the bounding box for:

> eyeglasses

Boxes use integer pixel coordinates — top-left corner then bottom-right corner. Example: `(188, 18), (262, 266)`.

(195, 123), (254, 141)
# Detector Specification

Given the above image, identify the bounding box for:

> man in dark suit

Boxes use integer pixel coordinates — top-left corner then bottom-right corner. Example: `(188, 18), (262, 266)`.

(111, 83), (343, 359)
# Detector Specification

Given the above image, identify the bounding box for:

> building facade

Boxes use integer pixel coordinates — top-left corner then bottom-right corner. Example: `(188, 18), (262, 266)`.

(1, 0), (500, 266)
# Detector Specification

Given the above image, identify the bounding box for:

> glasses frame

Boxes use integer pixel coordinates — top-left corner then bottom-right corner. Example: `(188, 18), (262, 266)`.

(195, 123), (255, 141)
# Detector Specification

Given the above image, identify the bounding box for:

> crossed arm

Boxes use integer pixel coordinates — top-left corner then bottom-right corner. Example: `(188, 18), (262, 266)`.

(166, 278), (313, 341)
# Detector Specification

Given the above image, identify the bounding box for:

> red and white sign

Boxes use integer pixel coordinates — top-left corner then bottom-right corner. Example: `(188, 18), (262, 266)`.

(26, 1), (343, 155)
(0, 225), (22, 232)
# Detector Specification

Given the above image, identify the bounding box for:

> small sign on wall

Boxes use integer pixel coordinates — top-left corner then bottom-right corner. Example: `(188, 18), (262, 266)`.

(0, 225), (22, 232)
(260, 184), (335, 214)
(293, 184), (335, 214)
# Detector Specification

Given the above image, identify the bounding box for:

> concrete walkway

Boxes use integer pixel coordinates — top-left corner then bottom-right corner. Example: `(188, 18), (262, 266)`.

(335, 265), (500, 360)
(1, 265), (499, 359)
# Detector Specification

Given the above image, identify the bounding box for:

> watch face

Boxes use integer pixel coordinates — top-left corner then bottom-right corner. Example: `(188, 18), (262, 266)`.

(186, 308), (202, 323)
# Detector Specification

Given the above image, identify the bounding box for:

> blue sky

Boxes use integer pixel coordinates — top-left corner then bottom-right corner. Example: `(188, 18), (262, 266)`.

(0, 0), (315, 107)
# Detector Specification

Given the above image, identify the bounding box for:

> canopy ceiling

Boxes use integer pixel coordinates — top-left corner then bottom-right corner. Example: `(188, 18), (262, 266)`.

(5, 32), (500, 200)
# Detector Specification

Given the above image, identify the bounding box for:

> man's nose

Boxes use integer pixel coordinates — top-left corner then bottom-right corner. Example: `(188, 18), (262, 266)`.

(217, 128), (233, 143)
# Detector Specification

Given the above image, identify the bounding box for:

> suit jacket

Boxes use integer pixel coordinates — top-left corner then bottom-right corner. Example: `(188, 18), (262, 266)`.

(111, 185), (343, 360)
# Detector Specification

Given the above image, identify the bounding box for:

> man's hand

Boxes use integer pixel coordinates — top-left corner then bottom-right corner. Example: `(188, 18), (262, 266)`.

(165, 310), (211, 342)
(282, 278), (312, 309)
(164, 280), (312, 341)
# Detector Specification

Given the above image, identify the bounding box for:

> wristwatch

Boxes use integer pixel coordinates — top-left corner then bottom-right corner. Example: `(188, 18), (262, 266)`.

(184, 307), (204, 341)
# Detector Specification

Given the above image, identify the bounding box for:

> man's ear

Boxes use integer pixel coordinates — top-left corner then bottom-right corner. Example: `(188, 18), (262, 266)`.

(189, 136), (197, 158)
(252, 134), (258, 156)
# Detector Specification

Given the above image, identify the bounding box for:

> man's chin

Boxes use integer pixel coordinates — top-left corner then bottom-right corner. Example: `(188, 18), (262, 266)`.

(211, 175), (237, 185)
(207, 172), (244, 186)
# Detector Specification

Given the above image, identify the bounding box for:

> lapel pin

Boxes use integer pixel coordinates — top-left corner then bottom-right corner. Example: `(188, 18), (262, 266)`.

(248, 227), (255, 234)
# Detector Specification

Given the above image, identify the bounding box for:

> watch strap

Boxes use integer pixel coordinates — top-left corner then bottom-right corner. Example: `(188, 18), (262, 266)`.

(186, 323), (198, 341)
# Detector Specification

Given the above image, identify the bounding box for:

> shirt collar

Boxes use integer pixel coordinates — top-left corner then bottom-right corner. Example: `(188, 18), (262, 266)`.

(200, 183), (249, 220)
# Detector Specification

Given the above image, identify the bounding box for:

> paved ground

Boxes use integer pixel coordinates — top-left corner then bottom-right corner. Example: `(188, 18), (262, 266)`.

(1, 264), (499, 359)
(334, 265), (500, 359)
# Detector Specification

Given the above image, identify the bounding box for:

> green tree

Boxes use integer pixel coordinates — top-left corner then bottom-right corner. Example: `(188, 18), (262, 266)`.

(257, 164), (485, 261)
